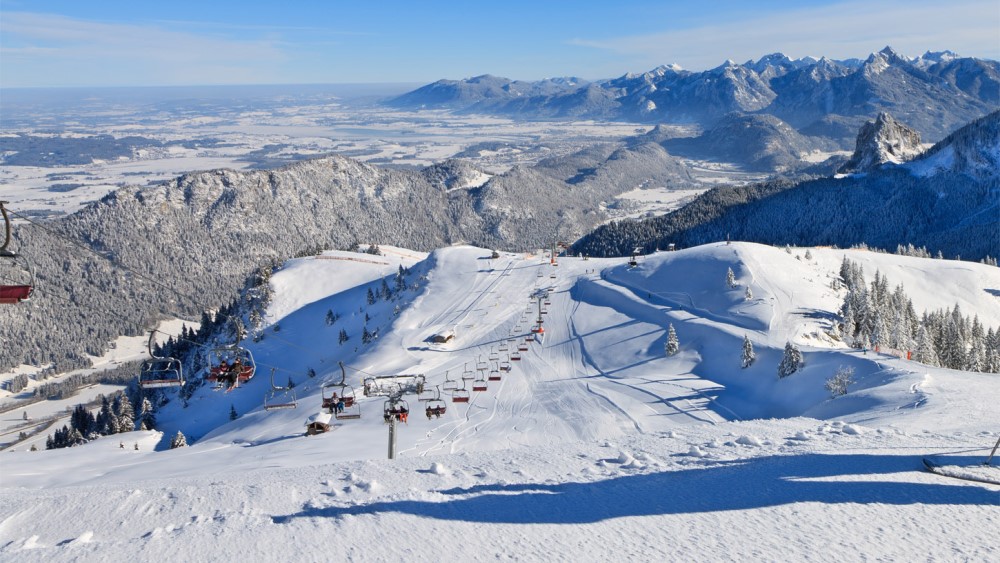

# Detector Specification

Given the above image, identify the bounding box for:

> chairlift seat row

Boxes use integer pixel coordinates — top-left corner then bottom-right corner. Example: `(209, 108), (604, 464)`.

(0, 202), (35, 304)
(139, 332), (184, 389)
(0, 285), (32, 304)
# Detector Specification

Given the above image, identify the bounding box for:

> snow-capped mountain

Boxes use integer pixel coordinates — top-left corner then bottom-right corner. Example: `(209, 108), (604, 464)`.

(839, 112), (923, 173)
(387, 47), (1000, 145)
(907, 110), (1000, 180)
(662, 112), (819, 172)
(575, 112), (1000, 260)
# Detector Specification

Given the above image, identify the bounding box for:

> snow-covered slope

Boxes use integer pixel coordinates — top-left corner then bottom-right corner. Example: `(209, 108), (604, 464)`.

(2, 243), (998, 561)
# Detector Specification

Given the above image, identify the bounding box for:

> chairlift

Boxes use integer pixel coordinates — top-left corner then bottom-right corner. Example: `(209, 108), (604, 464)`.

(488, 347), (499, 361)
(207, 344), (256, 391)
(442, 370), (460, 391)
(452, 380), (470, 403)
(488, 364), (501, 381)
(138, 331), (184, 389)
(323, 362), (360, 419)
(461, 363), (475, 380)
(498, 340), (509, 352)
(500, 355), (512, 372)
(511, 351), (522, 361)
(517, 342), (529, 351)
(264, 368), (297, 411)
(0, 201), (34, 304)
(472, 370), (488, 391)
(628, 247), (642, 267)
(383, 396), (410, 423)
(476, 355), (488, 371)
(424, 386), (447, 419)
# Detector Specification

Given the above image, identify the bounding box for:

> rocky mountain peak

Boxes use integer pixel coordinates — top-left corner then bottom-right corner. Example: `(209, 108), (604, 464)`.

(839, 112), (923, 173)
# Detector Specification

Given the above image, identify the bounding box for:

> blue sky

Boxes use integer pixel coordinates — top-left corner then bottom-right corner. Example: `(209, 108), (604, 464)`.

(1, 0), (997, 87)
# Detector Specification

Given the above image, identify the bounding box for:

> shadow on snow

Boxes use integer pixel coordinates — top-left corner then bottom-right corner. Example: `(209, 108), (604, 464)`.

(271, 453), (998, 525)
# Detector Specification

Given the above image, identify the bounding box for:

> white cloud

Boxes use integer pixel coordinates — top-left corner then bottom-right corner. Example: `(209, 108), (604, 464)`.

(570, 0), (1000, 71)
(0, 12), (293, 86)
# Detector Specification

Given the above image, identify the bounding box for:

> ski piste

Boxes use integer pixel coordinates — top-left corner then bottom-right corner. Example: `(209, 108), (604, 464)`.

(922, 457), (1000, 486)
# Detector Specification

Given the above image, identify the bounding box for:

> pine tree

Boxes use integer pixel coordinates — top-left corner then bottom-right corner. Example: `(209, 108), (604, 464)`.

(326, 309), (336, 326)
(139, 397), (156, 431)
(366, 287), (376, 305)
(804, 249), (813, 261)
(381, 278), (392, 300)
(229, 404), (238, 421)
(170, 431), (188, 449)
(338, 329), (349, 345)
(824, 366), (855, 397)
(97, 394), (117, 434)
(777, 342), (803, 378)
(665, 324), (679, 356)
(914, 325), (938, 366)
(726, 267), (737, 289)
(362, 326), (373, 344)
(744, 286), (753, 301)
(741, 335), (755, 368)
(395, 265), (407, 292)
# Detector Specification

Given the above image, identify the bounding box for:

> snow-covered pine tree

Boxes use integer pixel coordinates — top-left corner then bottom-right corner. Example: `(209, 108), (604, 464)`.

(741, 335), (755, 368)
(338, 328), (349, 344)
(745, 286), (753, 301)
(777, 342), (803, 378)
(98, 394), (117, 435)
(914, 325), (938, 366)
(366, 288), (376, 305)
(113, 392), (134, 433)
(871, 311), (888, 349)
(967, 316), (986, 372)
(138, 397), (155, 431)
(170, 431), (187, 449)
(804, 249), (813, 261)
(824, 366), (855, 397)
(395, 265), (407, 292)
(726, 267), (737, 289)
(665, 324), (679, 356)
(326, 309), (336, 326)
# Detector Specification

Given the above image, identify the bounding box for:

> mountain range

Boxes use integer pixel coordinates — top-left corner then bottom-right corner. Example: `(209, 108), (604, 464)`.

(573, 110), (1000, 260)
(388, 47), (999, 146)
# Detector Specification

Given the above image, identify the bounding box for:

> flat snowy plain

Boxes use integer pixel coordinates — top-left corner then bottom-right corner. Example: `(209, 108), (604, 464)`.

(1, 242), (997, 561)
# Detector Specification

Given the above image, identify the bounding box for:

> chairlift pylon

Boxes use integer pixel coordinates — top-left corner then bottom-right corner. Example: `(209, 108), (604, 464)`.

(138, 331), (184, 389)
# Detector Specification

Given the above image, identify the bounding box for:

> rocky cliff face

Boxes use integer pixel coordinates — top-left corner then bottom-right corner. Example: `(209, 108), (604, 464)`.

(839, 112), (923, 173)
